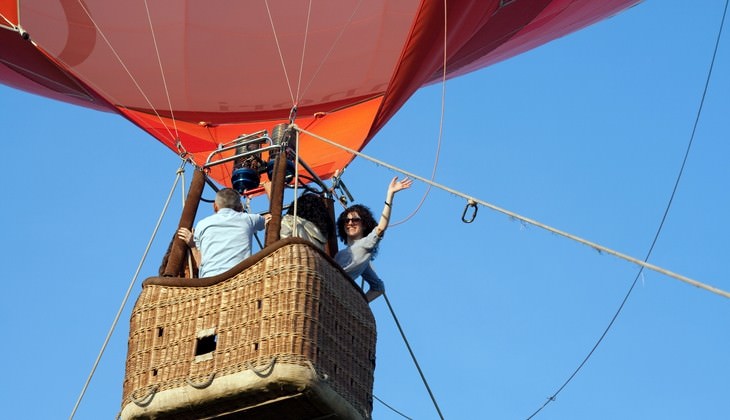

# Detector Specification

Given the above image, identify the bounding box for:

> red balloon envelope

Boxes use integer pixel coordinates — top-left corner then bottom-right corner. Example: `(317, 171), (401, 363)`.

(0, 0), (639, 186)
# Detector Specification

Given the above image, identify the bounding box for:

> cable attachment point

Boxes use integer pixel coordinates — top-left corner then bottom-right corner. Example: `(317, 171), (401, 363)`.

(331, 169), (354, 207)
(461, 199), (478, 223)
(288, 106), (298, 124)
(176, 138), (189, 160)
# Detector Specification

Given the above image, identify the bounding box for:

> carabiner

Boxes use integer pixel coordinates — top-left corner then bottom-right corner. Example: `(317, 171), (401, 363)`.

(461, 199), (478, 223)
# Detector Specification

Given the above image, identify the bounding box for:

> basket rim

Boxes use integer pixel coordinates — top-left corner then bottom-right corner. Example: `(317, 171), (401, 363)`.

(143, 238), (364, 298)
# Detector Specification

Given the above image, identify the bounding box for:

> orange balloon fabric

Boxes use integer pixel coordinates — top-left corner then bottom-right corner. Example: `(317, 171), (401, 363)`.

(0, 0), (640, 185)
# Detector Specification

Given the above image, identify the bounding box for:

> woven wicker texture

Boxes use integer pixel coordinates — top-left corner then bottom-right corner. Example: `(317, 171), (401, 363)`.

(121, 240), (376, 418)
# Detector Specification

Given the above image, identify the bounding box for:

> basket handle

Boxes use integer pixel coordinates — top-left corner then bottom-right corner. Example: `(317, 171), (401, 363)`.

(130, 385), (159, 407)
(246, 356), (277, 377)
(186, 372), (216, 389)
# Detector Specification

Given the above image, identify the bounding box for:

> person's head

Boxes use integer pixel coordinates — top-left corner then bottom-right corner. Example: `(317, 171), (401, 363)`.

(287, 194), (333, 237)
(336, 204), (377, 244)
(214, 188), (243, 212)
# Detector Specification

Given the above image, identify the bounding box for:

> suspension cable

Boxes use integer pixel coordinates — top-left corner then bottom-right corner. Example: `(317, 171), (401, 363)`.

(142, 0), (179, 138)
(264, 0), (295, 105)
(294, 1), (313, 102)
(298, 126), (730, 299)
(64, 1), (178, 142)
(69, 161), (186, 419)
(373, 394), (414, 420)
(383, 291), (445, 420)
(392, 0), (448, 227)
(526, 1), (730, 417)
(296, 0), (363, 102)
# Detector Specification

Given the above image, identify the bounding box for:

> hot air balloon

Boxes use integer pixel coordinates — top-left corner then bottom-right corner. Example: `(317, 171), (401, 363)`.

(12, 1), (716, 419)
(0, 0), (641, 188)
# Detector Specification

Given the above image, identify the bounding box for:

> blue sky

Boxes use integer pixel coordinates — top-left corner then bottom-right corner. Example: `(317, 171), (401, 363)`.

(1, 1), (729, 419)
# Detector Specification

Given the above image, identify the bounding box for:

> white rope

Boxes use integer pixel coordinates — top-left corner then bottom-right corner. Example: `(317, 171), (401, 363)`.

(69, 161), (186, 419)
(143, 0), (179, 137)
(264, 0), (296, 105)
(297, 126), (730, 300)
(0, 11), (16, 28)
(392, 0), (448, 227)
(296, 0), (363, 102)
(265, 1), (363, 105)
(64, 0), (178, 142)
(294, 1), (313, 102)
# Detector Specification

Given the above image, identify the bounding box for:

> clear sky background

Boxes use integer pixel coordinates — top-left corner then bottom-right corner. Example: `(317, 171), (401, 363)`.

(1, 1), (728, 419)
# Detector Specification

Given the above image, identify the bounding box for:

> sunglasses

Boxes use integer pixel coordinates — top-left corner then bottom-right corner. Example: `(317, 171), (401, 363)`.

(345, 217), (362, 224)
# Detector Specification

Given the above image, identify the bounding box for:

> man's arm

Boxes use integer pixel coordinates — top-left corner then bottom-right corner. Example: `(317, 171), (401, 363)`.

(177, 227), (201, 267)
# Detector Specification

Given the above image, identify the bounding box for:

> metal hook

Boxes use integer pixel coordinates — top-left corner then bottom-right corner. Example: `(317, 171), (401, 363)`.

(331, 169), (354, 207)
(289, 106), (298, 124)
(176, 138), (190, 160)
(462, 199), (478, 223)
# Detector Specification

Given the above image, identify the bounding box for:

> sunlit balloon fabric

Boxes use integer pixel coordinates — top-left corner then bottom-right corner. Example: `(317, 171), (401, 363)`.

(0, 0), (639, 185)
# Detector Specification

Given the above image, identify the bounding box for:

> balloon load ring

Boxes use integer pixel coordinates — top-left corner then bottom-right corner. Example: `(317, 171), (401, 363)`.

(205, 124), (327, 194)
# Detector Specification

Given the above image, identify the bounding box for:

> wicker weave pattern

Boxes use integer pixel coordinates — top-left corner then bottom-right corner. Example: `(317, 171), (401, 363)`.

(122, 241), (376, 418)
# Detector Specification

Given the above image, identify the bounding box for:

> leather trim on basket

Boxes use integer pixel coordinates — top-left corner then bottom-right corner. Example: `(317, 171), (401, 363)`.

(143, 238), (362, 295)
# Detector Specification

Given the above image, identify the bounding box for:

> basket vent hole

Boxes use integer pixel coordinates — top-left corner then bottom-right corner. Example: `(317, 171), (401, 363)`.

(257, 299), (262, 309)
(195, 333), (217, 356)
(157, 327), (164, 337)
(152, 368), (158, 376)
(253, 342), (259, 351)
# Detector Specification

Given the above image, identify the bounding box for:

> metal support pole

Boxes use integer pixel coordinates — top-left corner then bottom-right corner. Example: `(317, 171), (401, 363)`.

(162, 168), (206, 276)
(265, 153), (286, 247)
(323, 196), (338, 257)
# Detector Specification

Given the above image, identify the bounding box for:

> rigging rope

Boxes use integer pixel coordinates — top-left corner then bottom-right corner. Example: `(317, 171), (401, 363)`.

(373, 395), (414, 420)
(392, 0), (447, 227)
(142, 0), (179, 138)
(297, 1), (363, 102)
(265, 0), (363, 106)
(69, 161), (186, 419)
(298, 125), (730, 300)
(383, 291), (446, 420)
(1, 10), (17, 28)
(67, 0), (178, 143)
(294, 1), (313, 102)
(264, 0), (296, 105)
(526, 1), (730, 417)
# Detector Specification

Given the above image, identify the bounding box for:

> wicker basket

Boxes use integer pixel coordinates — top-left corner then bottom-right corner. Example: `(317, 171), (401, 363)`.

(120, 238), (376, 419)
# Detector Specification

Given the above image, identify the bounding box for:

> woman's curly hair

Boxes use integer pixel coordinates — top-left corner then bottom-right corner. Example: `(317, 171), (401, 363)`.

(336, 204), (379, 247)
(287, 193), (334, 238)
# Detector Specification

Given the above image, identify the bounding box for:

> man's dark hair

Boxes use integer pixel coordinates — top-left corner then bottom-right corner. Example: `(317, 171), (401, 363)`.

(288, 194), (334, 237)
